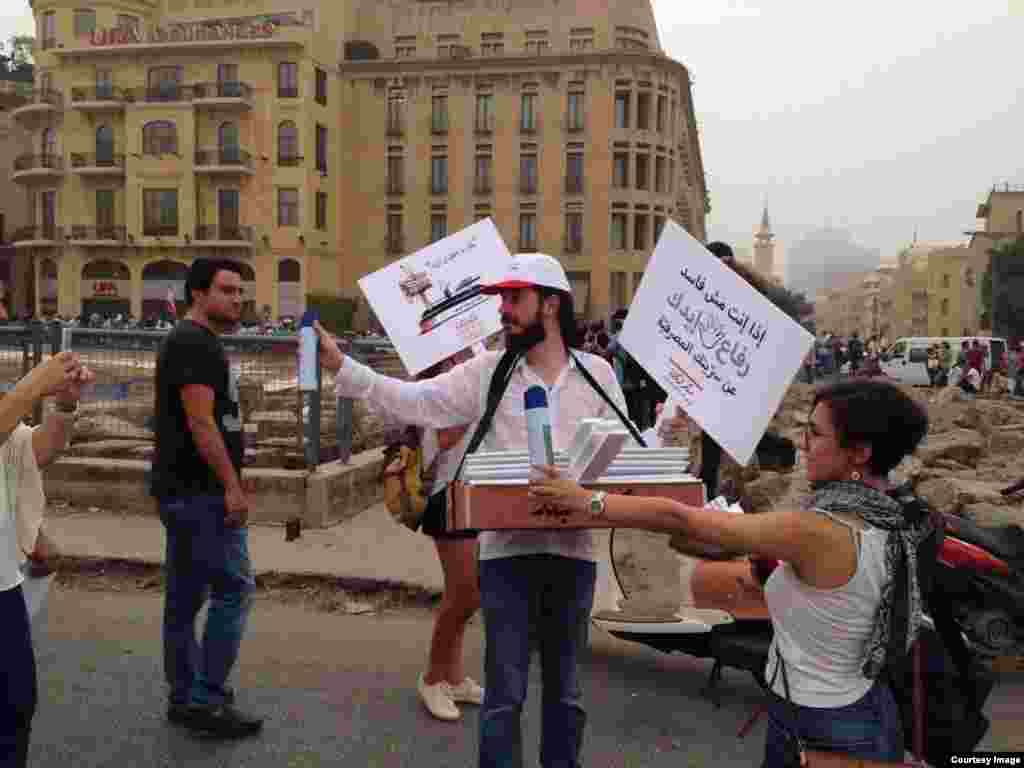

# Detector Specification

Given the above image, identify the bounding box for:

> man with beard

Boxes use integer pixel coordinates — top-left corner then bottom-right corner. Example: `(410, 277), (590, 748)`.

(319, 253), (651, 767)
(151, 258), (262, 738)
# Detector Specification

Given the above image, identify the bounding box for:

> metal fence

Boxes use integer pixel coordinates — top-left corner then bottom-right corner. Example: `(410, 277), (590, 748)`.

(0, 322), (397, 468)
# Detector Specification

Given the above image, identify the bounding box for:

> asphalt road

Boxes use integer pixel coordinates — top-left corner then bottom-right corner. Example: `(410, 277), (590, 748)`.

(28, 585), (1023, 768)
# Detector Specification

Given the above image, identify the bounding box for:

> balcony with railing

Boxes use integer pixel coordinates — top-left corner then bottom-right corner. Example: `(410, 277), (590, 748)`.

(12, 154), (65, 183)
(70, 86), (133, 111)
(143, 83), (196, 104)
(194, 148), (254, 175)
(12, 90), (62, 124)
(193, 225), (255, 247)
(142, 223), (178, 238)
(70, 152), (126, 177)
(473, 178), (493, 196)
(12, 225), (62, 246)
(68, 225), (127, 245)
(474, 117), (495, 136)
(563, 236), (583, 255)
(564, 116), (586, 134)
(193, 81), (253, 110)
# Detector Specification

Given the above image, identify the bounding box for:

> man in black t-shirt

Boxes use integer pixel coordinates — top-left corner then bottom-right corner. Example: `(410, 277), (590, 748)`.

(151, 258), (262, 738)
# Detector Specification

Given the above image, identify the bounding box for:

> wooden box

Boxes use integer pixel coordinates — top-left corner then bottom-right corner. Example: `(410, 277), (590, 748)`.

(447, 478), (706, 532)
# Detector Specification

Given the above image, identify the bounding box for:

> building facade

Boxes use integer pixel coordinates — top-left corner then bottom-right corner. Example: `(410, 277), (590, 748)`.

(925, 245), (986, 338)
(13, 0), (708, 324)
(0, 80), (36, 316)
(16, 2), (344, 320)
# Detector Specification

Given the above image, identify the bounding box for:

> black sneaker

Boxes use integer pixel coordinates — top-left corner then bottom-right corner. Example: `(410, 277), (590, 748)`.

(167, 703), (193, 726)
(183, 704), (263, 739)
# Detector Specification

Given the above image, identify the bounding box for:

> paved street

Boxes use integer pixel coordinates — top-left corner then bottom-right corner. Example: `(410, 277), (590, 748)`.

(30, 585), (1023, 768)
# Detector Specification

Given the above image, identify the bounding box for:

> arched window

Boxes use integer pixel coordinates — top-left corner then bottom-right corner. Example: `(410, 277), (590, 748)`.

(277, 258), (302, 318)
(96, 125), (113, 164)
(278, 258), (301, 283)
(1017, 209), (1023, 234)
(143, 121), (177, 155)
(218, 122), (239, 163)
(278, 121), (298, 164)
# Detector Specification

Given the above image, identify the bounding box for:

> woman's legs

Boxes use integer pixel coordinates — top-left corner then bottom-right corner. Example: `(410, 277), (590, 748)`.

(425, 537), (480, 686)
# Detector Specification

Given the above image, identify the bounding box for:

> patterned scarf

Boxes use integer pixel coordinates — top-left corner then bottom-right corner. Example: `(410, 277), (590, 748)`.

(807, 480), (935, 679)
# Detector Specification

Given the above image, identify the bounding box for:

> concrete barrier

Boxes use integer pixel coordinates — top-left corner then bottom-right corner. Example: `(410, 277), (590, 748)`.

(42, 448), (388, 529)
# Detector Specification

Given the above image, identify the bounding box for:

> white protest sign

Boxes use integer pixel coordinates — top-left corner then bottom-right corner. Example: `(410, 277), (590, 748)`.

(619, 222), (814, 466)
(358, 219), (512, 376)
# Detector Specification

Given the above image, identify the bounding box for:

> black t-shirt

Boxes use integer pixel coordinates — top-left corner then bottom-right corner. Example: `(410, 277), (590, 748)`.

(150, 320), (243, 499)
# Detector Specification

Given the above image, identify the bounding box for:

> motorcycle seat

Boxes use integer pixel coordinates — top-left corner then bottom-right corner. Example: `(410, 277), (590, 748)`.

(946, 518), (1024, 564)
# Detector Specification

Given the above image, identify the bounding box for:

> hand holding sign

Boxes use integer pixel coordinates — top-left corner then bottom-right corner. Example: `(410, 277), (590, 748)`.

(620, 222), (813, 466)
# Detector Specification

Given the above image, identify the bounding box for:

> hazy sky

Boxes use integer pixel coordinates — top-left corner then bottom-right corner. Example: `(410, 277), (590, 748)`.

(652, 0), (1024, 269)
(3, 0), (1021, 269)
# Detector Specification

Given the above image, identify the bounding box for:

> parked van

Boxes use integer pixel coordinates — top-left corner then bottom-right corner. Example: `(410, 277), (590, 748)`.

(880, 337), (1007, 386)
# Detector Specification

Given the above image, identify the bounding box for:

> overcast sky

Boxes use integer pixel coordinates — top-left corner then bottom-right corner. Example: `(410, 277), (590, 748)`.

(3, 0), (1021, 272)
(652, 0), (1024, 272)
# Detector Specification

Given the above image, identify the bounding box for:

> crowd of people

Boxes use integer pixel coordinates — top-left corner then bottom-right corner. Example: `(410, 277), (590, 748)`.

(0, 250), (996, 768)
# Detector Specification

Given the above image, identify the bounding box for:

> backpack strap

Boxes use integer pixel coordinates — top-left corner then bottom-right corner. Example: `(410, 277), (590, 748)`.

(570, 352), (647, 447)
(451, 349), (521, 482)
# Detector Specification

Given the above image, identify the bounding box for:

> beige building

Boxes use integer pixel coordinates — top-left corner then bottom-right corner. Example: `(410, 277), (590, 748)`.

(926, 245), (986, 338)
(0, 80), (36, 315)
(14, 0), (707, 323)
(970, 183), (1024, 249)
(812, 268), (893, 339)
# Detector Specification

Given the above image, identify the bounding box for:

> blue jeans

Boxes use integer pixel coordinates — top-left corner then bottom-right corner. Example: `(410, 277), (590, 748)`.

(0, 586), (35, 768)
(159, 495), (255, 708)
(762, 679), (903, 768)
(479, 555), (596, 768)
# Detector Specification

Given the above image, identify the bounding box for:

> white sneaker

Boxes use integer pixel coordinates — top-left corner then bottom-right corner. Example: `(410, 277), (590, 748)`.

(417, 673), (460, 721)
(448, 677), (484, 706)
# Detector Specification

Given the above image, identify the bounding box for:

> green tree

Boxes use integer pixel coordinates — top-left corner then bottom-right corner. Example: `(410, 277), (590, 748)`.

(987, 236), (1024, 340)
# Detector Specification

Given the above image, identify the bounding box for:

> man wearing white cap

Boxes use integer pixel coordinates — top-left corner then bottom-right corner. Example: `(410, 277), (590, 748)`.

(318, 253), (643, 767)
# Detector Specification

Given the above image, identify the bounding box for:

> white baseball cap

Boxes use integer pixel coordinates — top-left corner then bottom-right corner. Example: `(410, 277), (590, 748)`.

(481, 253), (572, 295)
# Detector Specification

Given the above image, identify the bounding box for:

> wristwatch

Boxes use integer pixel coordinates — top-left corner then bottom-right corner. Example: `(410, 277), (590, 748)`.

(588, 490), (608, 518)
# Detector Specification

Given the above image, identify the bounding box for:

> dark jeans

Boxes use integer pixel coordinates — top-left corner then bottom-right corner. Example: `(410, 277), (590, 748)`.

(159, 495), (255, 708)
(762, 679), (903, 768)
(0, 586), (36, 768)
(479, 555), (597, 768)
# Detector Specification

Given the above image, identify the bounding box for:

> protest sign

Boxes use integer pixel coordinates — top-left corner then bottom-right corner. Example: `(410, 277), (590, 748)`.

(619, 222), (814, 466)
(358, 219), (511, 376)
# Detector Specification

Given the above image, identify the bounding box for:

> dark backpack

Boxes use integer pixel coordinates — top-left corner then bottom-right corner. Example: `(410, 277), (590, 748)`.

(882, 488), (993, 766)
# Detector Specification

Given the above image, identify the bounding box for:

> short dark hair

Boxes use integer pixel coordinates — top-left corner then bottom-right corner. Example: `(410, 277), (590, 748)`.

(813, 380), (928, 476)
(539, 287), (579, 349)
(185, 258), (244, 307)
(706, 241), (735, 262)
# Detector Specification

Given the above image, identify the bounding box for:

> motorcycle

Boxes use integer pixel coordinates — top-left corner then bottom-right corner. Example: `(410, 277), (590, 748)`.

(592, 509), (1024, 704)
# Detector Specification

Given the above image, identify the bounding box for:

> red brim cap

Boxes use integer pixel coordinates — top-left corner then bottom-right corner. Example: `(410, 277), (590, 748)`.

(480, 279), (537, 295)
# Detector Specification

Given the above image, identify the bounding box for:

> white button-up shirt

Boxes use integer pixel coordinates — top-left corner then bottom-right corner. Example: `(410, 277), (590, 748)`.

(335, 348), (629, 561)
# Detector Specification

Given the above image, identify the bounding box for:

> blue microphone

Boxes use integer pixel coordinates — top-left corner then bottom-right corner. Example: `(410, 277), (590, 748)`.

(525, 385), (554, 467)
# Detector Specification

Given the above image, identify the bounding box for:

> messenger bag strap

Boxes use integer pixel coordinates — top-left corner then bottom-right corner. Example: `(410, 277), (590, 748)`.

(451, 349), (521, 483)
(570, 352), (647, 448)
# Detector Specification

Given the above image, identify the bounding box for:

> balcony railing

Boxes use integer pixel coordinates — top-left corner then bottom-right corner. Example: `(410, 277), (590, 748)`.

(194, 225), (254, 243)
(193, 81), (253, 100)
(384, 235), (405, 255)
(71, 153), (126, 170)
(474, 120), (495, 135)
(563, 237), (583, 254)
(13, 89), (62, 110)
(386, 117), (405, 137)
(143, 84), (195, 103)
(431, 121), (449, 135)
(278, 86), (299, 99)
(69, 225), (127, 243)
(12, 225), (62, 243)
(194, 148), (254, 170)
(565, 117), (585, 133)
(13, 154), (64, 172)
(143, 224), (178, 237)
(520, 119), (539, 135)
(474, 179), (493, 195)
(71, 86), (133, 105)
(278, 154), (303, 167)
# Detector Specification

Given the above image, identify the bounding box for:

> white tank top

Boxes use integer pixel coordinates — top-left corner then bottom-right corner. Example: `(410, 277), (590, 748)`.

(763, 509), (890, 708)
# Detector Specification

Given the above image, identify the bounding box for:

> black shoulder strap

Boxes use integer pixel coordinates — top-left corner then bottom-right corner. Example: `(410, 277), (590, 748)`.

(570, 352), (647, 447)
(451, 349), (521, 482)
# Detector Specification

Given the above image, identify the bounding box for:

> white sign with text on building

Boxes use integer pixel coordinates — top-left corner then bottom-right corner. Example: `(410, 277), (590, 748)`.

(358, 218), (512, 376)
(619, 221), (814, 467)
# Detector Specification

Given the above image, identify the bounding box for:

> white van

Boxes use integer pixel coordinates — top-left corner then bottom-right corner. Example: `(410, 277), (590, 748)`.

(880, 337), (1007, 386)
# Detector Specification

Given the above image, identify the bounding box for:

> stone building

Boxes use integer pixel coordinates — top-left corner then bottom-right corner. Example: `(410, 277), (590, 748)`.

(13, 0), (707, 323)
